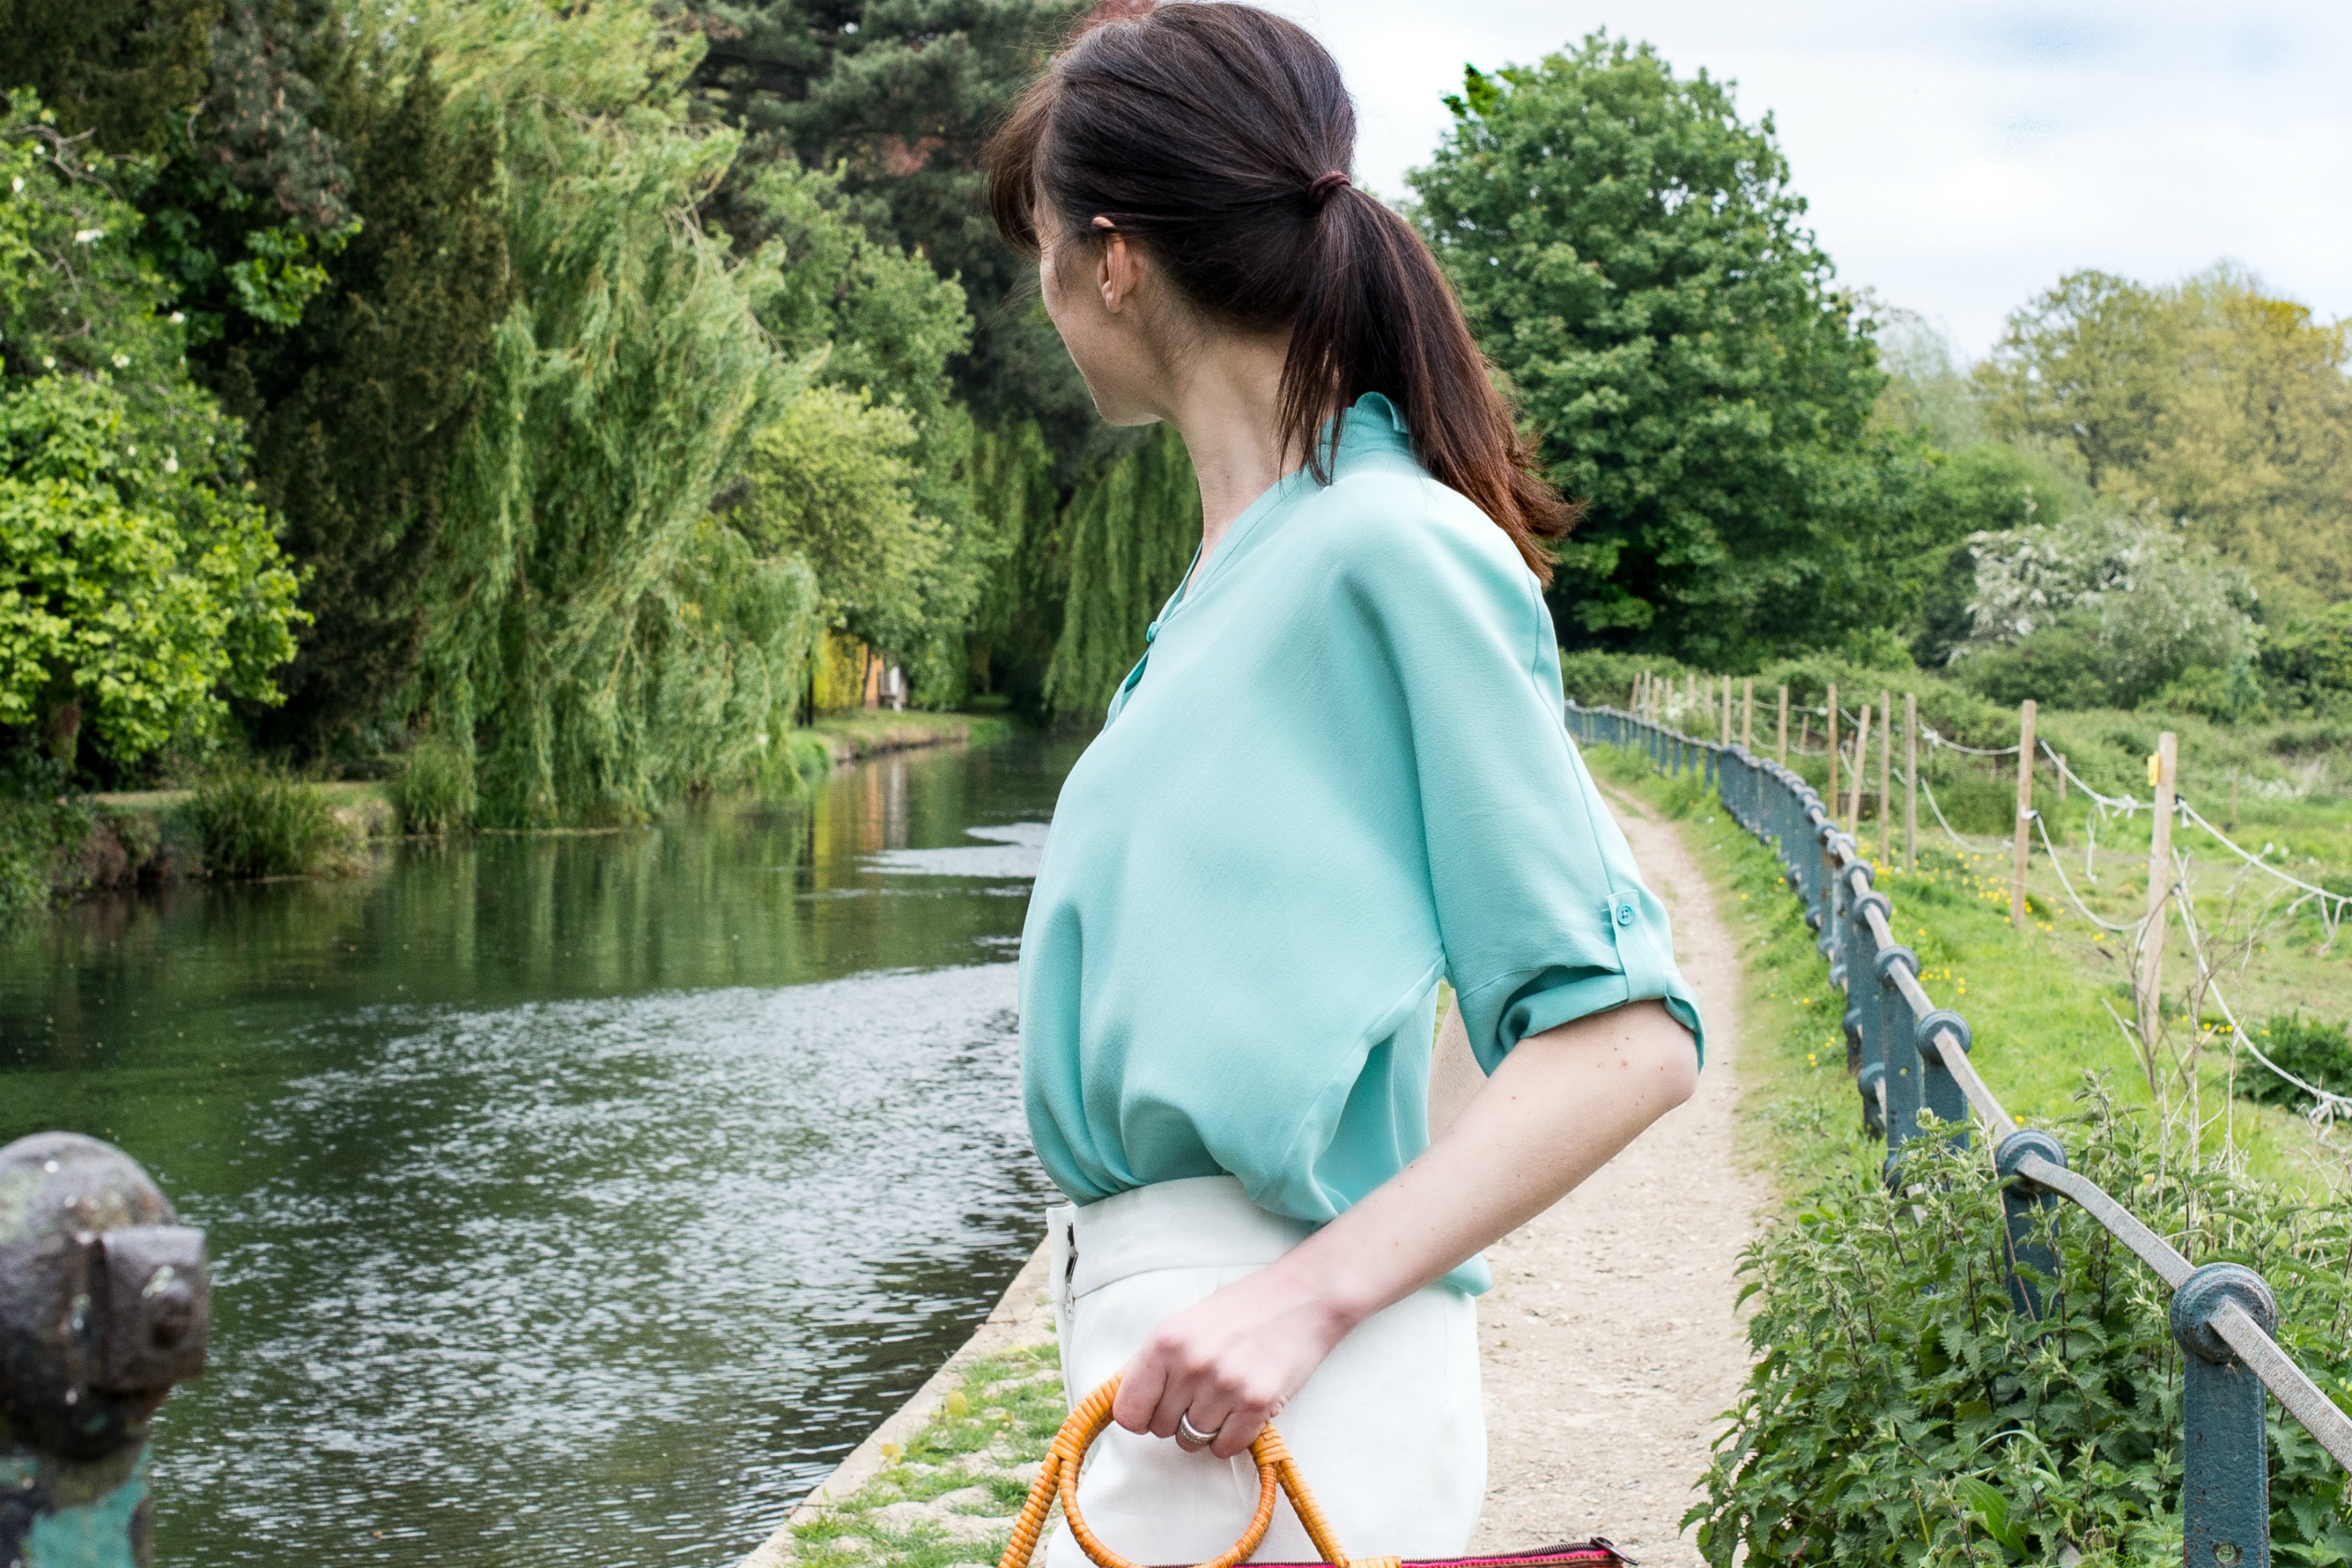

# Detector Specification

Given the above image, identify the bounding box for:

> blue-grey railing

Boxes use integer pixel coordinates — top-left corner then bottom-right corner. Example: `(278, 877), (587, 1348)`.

(1566, 700), (2352, 1568)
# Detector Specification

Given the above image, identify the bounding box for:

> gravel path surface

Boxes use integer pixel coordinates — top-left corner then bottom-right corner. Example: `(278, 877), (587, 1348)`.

(1466, 789), (1767, 1566)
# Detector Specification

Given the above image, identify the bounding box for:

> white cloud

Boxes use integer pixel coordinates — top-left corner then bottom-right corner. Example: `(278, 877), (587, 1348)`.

(1262, 0), (2352, 359)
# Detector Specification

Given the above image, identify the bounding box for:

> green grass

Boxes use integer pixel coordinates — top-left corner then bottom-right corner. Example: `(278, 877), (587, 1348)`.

(1583, 743), (2344, 1196)
(783, 1344), (1065, 1568)
(808, 711), (1016, 761)
(389, 737), (477, 835)
(178, 767), (365, 880)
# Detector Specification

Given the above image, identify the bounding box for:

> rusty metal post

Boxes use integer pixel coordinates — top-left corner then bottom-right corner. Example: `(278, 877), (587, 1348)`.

(1, 1133), (210, 1568)
(1915, 1007), (1974, 1149)
(1994, 1129), (2067, 1319)
(2172, 1264), (2278, 1568)
(1876, 942), (1922, 1166)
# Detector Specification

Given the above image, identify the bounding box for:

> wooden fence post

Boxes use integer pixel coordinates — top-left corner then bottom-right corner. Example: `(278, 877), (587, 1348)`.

(1904, 691), (1918, 873)
(2136, 732), (2179, 1050)
(1721, 675), (1732, 746)
(1878, 687), (1893, 861)
(1631, 671), (1643, 713)
(1776, 685), (1788, 765)
(1742, 678), (1754, 752)
(1826, 683), (1840, 811)
(1848, 702), (1873, 835)
(2010, 699), (2037, 930)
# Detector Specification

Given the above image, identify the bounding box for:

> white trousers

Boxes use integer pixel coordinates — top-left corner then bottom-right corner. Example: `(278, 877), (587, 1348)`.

(1045, 1177), (1484, 1568)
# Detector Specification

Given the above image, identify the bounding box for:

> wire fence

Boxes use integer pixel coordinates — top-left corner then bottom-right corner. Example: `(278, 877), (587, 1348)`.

(1619, 673), (2350, 1103)
(1566, 699), (2352, 1568)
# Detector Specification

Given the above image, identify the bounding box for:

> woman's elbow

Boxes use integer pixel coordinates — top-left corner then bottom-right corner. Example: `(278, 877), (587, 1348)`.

(1632, 1003), (1700, 1112)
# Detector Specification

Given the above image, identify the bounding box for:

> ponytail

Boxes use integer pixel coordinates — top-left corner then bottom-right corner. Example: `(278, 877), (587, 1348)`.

(985, 2), (1574, 581)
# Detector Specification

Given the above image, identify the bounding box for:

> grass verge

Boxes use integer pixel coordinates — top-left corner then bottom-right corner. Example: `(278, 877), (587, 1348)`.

(810, 712), (1016, 764)
(780, 1345), (1064, 1568)
(1581, 744), (2344, 1195)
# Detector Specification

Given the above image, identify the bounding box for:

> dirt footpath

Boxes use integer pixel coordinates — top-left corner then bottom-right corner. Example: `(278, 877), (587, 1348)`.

(1467, 791), (1766, 1566)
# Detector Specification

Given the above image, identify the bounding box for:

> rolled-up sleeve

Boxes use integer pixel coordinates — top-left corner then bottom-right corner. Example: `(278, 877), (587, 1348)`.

(1338, 495), (1704, 1076)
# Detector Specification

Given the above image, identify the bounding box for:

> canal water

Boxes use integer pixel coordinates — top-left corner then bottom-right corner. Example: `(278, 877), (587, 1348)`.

(0, 733), (1087, 1566)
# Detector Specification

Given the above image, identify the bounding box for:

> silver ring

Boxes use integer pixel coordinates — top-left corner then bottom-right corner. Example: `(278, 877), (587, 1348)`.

(1176, 1412), (1221, 1449)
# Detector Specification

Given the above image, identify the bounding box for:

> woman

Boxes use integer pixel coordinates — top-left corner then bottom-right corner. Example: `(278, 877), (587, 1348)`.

(991, 6), (1704, 1563)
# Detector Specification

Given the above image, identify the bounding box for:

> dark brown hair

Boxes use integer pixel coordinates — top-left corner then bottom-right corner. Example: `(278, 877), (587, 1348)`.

(984, 2), (1573, 580)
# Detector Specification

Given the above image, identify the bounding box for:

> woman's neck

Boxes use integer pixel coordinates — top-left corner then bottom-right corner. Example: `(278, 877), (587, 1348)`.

(1160, 332), (1297, 572)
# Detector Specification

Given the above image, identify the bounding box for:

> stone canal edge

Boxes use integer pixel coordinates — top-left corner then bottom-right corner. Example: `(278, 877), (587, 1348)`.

(743, 790), (1766, 1568)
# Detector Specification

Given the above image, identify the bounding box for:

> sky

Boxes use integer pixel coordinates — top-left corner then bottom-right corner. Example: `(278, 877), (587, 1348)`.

(1261, 1), (2352, 361)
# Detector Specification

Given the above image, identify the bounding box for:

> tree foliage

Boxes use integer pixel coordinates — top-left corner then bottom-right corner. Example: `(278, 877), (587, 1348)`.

(413, 0), (815, 826)
(0, 106), (302, 769)
(1410, 36), (1887, 666)
(218, 50), (511, 753)
(1945, 514), (2256, 711)
(732, 385), (938, 657)
(0, 0), (220, 154)
(1043, 423), (1199, 718)
(1979, 267), (2352, 609)
(685, 0), (1092, 441)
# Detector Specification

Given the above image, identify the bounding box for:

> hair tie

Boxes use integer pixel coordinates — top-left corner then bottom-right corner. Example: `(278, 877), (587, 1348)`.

(1306, 169), (1351, 207)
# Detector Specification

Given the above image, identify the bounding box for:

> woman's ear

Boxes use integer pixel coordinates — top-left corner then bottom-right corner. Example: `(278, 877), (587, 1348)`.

(1094, 216), (1139, 314)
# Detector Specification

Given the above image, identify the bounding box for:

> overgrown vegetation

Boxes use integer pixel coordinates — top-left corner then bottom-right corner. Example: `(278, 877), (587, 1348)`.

(388, 737), (475, 837)
(1587, 739), (2352, 1568)
(179, 765), (350, 878)
(2239, 1016), (2352, 1115)
(1690, 1100), (2352, 1568)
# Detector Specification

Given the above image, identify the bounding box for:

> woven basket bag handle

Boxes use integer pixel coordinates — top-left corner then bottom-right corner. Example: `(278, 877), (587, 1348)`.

(996, 1375), (1401, 1568)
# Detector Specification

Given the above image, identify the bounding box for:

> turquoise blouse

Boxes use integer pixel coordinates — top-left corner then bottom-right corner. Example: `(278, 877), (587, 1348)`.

(1016, 394), (1703, 1293)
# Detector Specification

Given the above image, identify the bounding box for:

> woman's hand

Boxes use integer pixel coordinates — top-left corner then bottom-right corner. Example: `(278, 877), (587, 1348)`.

(1111, 1250), (1357, 1460)
(1115, 999), (1697, 1463)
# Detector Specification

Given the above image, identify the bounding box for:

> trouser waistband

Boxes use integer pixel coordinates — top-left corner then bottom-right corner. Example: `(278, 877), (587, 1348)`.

(1050, 1176), (1312, 1305)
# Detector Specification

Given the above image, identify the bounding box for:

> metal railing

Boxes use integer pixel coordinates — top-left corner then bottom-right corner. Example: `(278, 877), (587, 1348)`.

(1566, 701), (2352, 1568)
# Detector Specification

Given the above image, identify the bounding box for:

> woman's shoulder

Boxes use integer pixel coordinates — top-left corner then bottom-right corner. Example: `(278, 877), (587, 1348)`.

(1289, 459), (1544, 621)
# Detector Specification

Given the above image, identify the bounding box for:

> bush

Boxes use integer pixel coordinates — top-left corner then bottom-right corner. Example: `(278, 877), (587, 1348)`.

(1692, 1088), (2352, 1568)
(182, 767), (348, 878)
(2238, 1014), (2352, 1112)
(390, 739), (477, 835)
(787, 730), (834, 791)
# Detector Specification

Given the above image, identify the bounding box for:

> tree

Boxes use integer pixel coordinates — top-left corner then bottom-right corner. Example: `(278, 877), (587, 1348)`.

(1409, 37), (1888, 666)
(216, 52), (511, 755)
(1978, 267), (2352, 608)
(735, 153), (996, 702)
(685, 0), (1092, 439)
(1042, 424), (1196, 717)
(731, 384), (947, 662)
(412, 0), (808, 826)
(0, 103), (302, 772)
(0, 0), (220, 154)
(1946, 513), (2255, 710)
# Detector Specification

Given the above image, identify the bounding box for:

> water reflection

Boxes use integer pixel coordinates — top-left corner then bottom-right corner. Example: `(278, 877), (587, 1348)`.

(0, 733), (1086, 1566)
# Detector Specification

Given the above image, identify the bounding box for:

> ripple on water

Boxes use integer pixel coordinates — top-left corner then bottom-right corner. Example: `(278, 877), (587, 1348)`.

(155, 962), (1047, 1565)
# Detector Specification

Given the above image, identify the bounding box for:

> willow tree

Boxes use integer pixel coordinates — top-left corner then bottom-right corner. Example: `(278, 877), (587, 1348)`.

(414, 0), (815, 826)
(1044, 425), (1200, 719)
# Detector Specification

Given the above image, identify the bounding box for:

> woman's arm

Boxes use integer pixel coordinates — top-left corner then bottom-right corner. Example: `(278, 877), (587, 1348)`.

(1112, 999), (1698, 1458)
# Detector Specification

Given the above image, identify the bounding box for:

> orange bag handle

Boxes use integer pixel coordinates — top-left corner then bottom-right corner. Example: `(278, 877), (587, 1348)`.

(996, 1375), (1399, 1568)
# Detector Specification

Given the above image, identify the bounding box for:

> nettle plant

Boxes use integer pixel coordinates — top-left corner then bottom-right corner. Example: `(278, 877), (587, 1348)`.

(1691, 1085), (2352, 1568)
